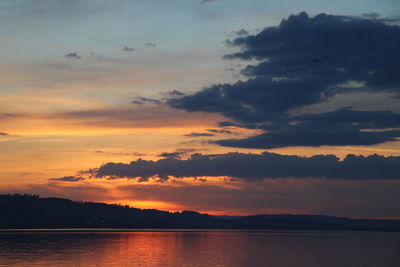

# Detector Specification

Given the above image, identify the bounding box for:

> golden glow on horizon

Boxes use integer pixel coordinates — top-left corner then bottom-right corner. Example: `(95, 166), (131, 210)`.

(114, 200), (184, 211)
(1, 66), (399, 217)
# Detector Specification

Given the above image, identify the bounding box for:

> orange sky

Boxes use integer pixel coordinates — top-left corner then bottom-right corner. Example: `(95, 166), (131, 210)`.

(1, 2), (400, 219)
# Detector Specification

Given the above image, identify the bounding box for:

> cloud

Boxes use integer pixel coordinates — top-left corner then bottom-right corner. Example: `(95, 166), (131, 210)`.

(0, 132), (9, 136)
(183, 132), (215, 137)
(65, 52), (81, 59)
(362, 12), (380, 19)
(216, 128), (400, 148)
(131, 97), (162, 105)
(122, 46), (136, 52)
(49, 176), (85, 182)
(158, 148), (199, 159)
(158, 152), (182, 159)
(168, 12), (400, 148)
(206, 129), (233, 134)
(90, 152), (400, 181)
(132, 152), (148, 157)
(229, 29), (249, 37)
(217, 121), (238, 127)
(216, 108), (400, 148)
(164, 90), (185, 97)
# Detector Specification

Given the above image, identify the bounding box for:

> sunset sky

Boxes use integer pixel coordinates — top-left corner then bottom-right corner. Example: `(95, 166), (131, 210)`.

(1, 0), (400, 218)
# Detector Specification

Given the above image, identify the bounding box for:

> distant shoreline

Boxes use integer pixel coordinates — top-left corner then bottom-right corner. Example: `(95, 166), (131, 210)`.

(1, 228), (400, 234)
(2, 194), (400, 232)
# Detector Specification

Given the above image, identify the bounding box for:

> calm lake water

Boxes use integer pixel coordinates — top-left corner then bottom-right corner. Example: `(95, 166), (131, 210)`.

(0, 230), (399, 267)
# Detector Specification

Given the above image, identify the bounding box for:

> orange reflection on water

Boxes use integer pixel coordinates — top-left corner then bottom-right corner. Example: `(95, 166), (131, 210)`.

(100, 232), (210, 266)
(90, 231), (257, 266)
(1, 231), (400, 266)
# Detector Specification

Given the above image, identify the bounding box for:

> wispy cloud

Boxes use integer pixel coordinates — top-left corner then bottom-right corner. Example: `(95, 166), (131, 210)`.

(122, 46), (136, 52)
(131, 97), (162, 105)
(183, 132), (214, 137)
(65, 52), (81, 59)
(49, 176), (85, 182)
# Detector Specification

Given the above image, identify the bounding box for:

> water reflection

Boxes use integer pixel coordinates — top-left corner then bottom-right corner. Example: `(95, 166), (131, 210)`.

(0, 230), (400, 266)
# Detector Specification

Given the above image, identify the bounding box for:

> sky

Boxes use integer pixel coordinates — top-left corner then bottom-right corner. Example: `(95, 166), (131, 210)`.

(1, 0), (400, 218)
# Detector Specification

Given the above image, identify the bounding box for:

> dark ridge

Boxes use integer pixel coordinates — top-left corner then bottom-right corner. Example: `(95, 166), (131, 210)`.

(1, 194), (400, 231)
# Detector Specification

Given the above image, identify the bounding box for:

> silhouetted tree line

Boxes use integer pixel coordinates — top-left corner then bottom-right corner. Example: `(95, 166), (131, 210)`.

(1, 194), (400, 231)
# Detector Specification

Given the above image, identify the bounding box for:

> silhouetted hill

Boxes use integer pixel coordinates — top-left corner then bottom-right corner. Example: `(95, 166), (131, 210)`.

(1, 194), (400, 231)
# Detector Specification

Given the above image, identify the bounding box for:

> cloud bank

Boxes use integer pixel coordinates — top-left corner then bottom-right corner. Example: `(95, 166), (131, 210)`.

(168, 12), (400, 148)
(91, 152), (400, 181)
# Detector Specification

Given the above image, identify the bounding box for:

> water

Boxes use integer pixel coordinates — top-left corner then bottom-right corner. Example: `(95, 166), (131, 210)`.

(0, 230), (399, 267)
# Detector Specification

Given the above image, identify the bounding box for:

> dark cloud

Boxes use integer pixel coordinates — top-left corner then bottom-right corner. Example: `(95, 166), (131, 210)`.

(165, 90), (185, 97)
(0, 132), (9, 136)
(230, 29), (249, 37)
(236, 29), (249, 36)
(65, 52), (81, 59)
(160, 90), (185, 100)
(183, 132), (215, 137)
(158, 152), (182, 159)
(175, 148), (199, 154)
(131, 97), (162, 105)
(217, 121), (238, 127)
(91, 152), (400, 181)
(217, 128), (400, 148)
(206, 129), (233, 134)
(362, 12), (380, 19)
(49, 176), (85, 182)
(158, 148), (199, 159)
(132, 152), (148, 157)
(122, 46), (136, 52)
(217, 108), (400, 148)
(297, 108), (400, 129)
(168, 12), (400, 148)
